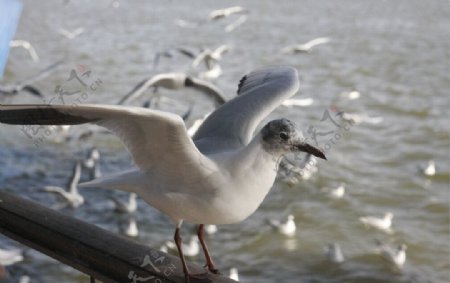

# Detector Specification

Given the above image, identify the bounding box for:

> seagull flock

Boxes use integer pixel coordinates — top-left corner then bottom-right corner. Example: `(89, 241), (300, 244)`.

(0, 4), (439, 283)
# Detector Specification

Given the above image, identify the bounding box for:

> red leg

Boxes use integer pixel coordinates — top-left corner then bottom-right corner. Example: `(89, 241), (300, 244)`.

(174, 226), (191, 283)
(197, 224), (220, 274)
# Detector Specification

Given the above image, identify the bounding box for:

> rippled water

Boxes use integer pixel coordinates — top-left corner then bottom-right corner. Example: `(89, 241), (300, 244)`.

(1, 0), (449, 282)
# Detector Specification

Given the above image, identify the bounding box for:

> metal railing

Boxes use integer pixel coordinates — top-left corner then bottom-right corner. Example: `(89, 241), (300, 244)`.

(0, 191), (236, 283)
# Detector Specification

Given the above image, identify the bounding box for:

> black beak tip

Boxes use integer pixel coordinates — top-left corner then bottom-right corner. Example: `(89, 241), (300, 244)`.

(313, 149), (327, 160)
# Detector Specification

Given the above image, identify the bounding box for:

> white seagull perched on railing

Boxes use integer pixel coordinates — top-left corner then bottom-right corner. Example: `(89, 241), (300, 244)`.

(0, 66), (326, 282)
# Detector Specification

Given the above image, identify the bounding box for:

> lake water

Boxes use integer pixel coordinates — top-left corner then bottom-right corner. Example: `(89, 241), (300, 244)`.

(1, 0), (449, 282)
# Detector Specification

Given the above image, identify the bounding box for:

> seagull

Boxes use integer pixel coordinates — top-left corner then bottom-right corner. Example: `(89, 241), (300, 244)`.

(418, 160), (436, 177)
(281, 37), (331, 53)
(110, 192), (138, 214)
(359, 212), (393, 233)
(205, 224), (218, 235)
(0, 66), (327, 281)
(44, 162), (84, 208)
(338, 112), (383, 125)
(324, 243), (344, 263)
(208, 6), (248, 21)
(229, 267), (239, 281)
(9, 40), (39, 62)
(192, 45), (231, 69)
(163, 236), (200, 257)
(0, 248), (23, 266)
(267, 214), (296, 237)
(225, 15), (248, 32)
(153, 46), (198, 70)
(198, 64), (222, 80)
(121, 217), (139, 237)
(0, 61), (63, 98)
(324, 183), (345, 199)
(57, 27), (85, 39)
(375, 240), (407, 269)
(281, 98), (314, 108)
(117, 72), (226, 107)
(340, 90), (361, 100)
(82, 147), (101, 179)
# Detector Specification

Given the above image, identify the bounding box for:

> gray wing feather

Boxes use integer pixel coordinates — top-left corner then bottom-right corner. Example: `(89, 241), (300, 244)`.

(193, 66), (299, 153)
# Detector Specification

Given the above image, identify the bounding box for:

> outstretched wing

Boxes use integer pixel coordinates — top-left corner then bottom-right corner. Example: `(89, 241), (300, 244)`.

(0, 104), (217, 182)
(193, 66), (300, 153)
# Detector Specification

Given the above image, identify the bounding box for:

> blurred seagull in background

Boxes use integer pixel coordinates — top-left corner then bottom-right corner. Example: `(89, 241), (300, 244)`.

(82, 147), (101, 179)
(44, 162), (84, 208)
(418, 160), (436, 177)
(0, 66), (327, 281)
(163, 236), (200, 257)
(375, 240), (407, 269)
(153, 46), (199, 70)
(0, 248), (23, 266)
(225, 15), (248, 32)
(9, 40), (39, 62)
(110, 193), (138, 214)
(323, 183), (345, 199)
(281, 37), (331, 53)
(281, 98), (314, 108)
(267, 214), (296, 237)
(359, 212), (393, 233)
(208, 6), (248, 21)
(204, 224), (218, 235)
(0, 61), (63, 99)
(117, 72), (226, 107)
(324, 243), (344, 263)
(338, 111), (383, 125)
(229, 267), (239, 281)
(340, 90), (361, 100)
(121, 217), (139, 237)
(57, 27), (85, 39)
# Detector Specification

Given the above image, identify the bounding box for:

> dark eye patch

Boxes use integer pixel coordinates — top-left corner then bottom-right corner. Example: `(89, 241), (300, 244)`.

(279, 132), (289, 140)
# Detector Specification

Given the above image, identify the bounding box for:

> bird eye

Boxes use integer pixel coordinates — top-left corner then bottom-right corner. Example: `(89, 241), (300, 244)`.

(279, 132), (289, 140)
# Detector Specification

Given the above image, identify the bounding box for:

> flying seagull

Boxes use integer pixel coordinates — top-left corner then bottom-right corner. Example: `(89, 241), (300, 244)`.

(9, 40), (40, 62)
(0, 61), (63, 98)
(117, 72), (226, 107)
(281, 37), (331, 53)
(44, 161), (84, 208)
(0, 66), (326, 282)
(208, 6), (248, 21)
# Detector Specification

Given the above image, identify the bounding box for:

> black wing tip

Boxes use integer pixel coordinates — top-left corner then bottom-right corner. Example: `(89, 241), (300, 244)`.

(237, 74), (247, 95)
(0, 105), (94, 125)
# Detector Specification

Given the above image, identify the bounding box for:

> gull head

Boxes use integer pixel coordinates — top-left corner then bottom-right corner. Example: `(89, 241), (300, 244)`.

(261, 119), (326, 160)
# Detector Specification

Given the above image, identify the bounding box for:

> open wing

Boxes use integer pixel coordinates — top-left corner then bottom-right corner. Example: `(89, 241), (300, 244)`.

(0, 104), (217, 182)
(193, 66), (300, 153)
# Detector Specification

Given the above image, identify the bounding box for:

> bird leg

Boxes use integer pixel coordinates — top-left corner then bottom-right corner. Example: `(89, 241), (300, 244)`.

(174, 226), (191, 282)
(197, 224), (220, 274)
(174, 226), (208, 283)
